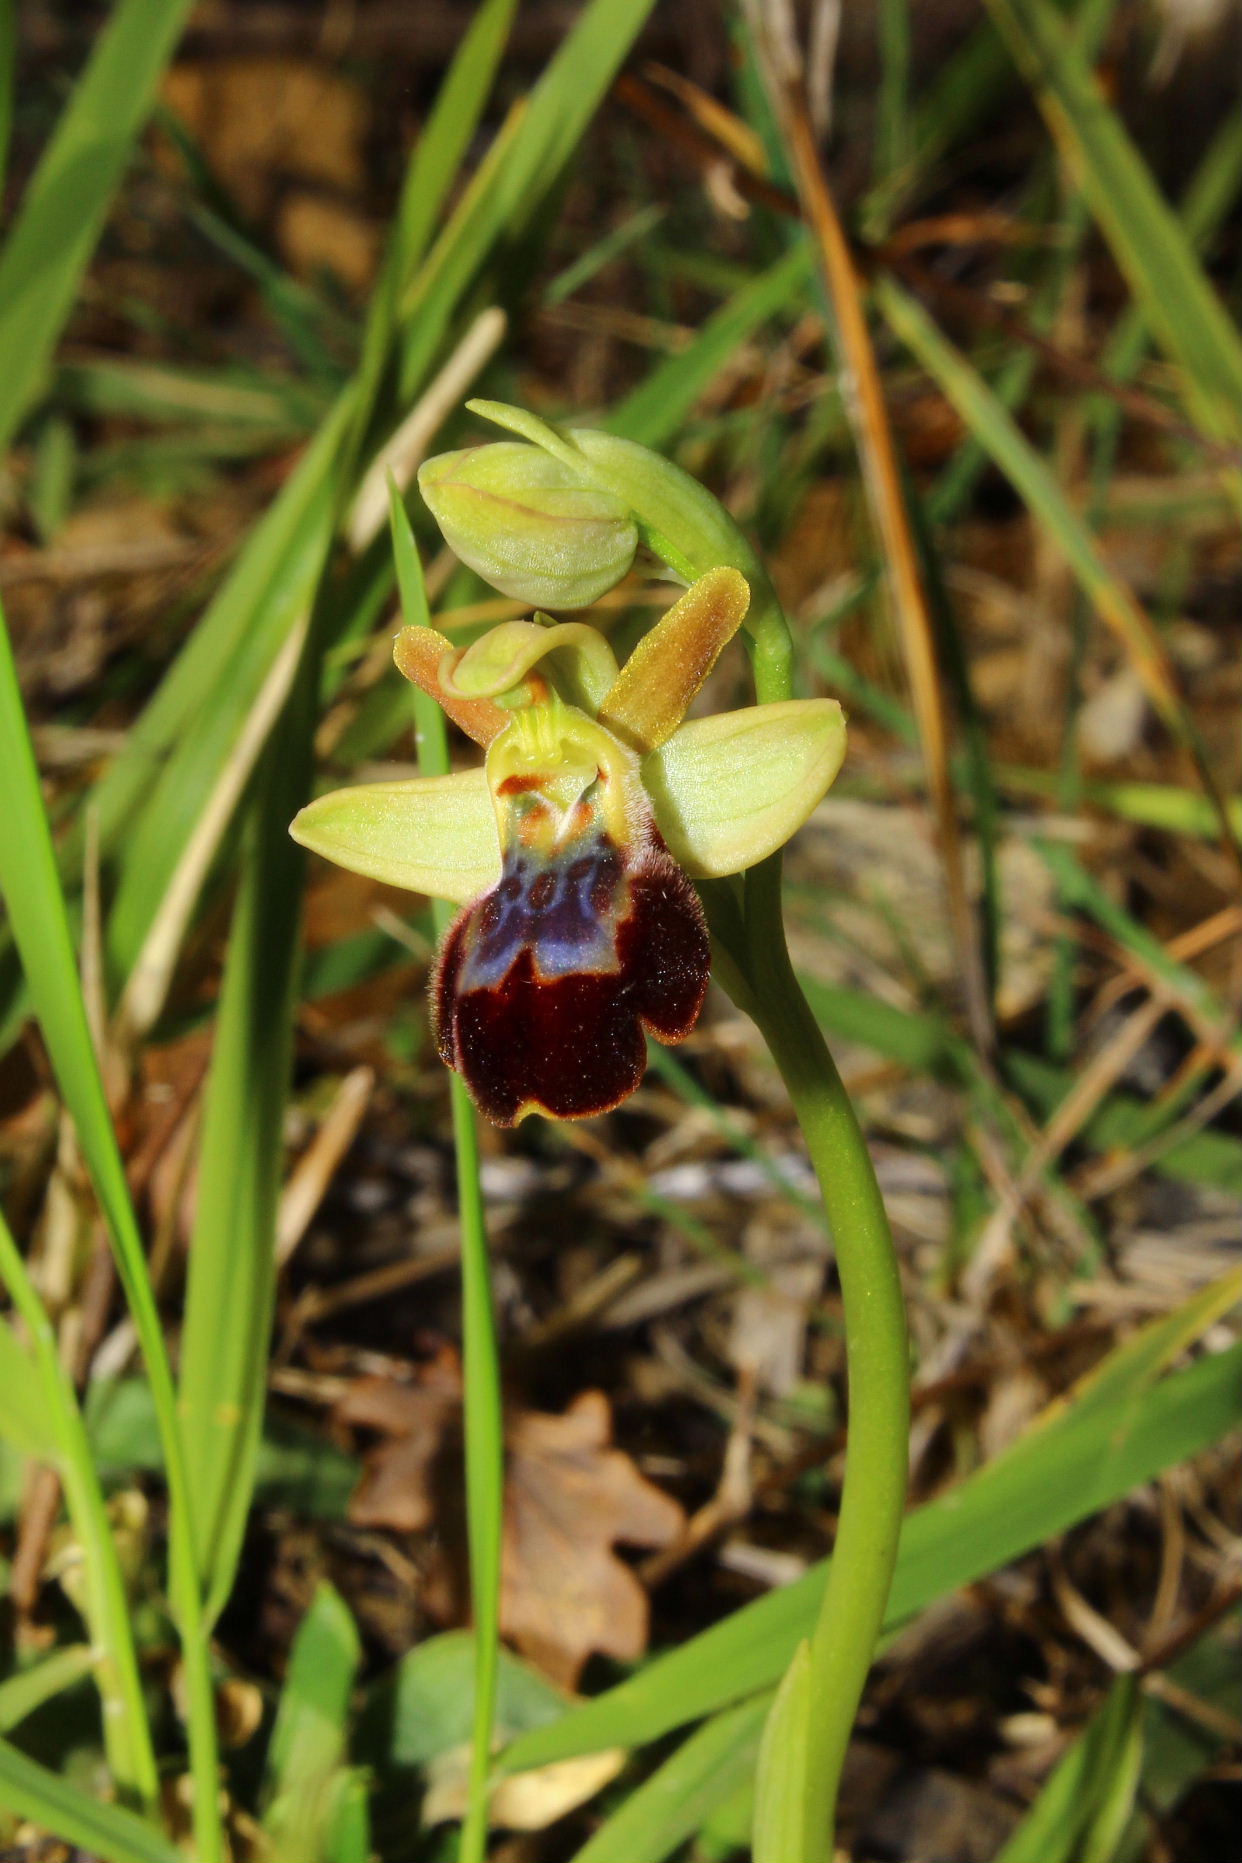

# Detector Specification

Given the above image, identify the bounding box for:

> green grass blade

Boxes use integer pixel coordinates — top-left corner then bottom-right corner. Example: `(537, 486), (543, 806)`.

(0, 1645), (95, 1735)
(1035, 840), (1234, 1040)
(350, 0), (518, 455)
(0, 1211), (159, 1813)
(261, 1583), (362, 1863)
(0, 1735), (181, 1863)
(875, 274), (1227, 807)
(390, 485), (503, 1863)
(0, 523), (166, 1390)
(1100, 110), (1242, 392)
(0, 593), (223, 1860)
(874, 0), (913, 193)
(982, 0), (1242, 439)
(995, 1674), (1143, 1863)
(752, 1642), (813, 1863)
(394, 0), (660, 408)
(1113, 1631), (1239, 1861)
(860, 17), (1009, 232)
(502, 1328), (1240, 1769)
(610, 241), (813, 447)
(545, 203), (664, 305)
(177, 677), (309, 1622)
(323, 1773), (372, 1863)
(572, 1694), (769, 1863)
(1005, 1051), (1239, 1193)
(0, 0), (197, 453)
(53, 356), (323, 429)
(1053, 1270), (1241, 1425)
(0, 1319), (56, 1458)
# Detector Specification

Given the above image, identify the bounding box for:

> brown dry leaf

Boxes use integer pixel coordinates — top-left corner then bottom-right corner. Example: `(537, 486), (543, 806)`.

(277, 191), (380, 295)
(161, 59), (367, 219)
(423, 1745), (625, 1833)
(336, 1371), (685, 1686)
(335, 1349), (463, 1534)
(497, 1391), (686, 1686)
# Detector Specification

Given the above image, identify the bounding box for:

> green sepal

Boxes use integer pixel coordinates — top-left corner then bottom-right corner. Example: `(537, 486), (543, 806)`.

(643, 699), (847, 878)
(290, 769), (500, 904)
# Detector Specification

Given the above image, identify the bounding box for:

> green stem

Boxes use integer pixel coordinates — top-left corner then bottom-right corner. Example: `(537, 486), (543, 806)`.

(450, 1073), (503, 1863)
(740, 856), (909, 1851)
(399, 493), (503, 1861)
(730, 575), (907, 1853)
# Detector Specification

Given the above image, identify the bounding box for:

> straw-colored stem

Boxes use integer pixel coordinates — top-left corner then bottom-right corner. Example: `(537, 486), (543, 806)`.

(775, 70), (995, 1058)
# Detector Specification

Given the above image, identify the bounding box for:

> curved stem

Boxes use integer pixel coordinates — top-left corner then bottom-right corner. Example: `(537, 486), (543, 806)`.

(739, 855), (909, 1852)
(646, 447), (907, 1849)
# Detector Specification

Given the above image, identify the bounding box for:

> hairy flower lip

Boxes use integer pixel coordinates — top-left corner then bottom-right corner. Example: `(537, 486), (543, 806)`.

(433, 820), (709, 1126)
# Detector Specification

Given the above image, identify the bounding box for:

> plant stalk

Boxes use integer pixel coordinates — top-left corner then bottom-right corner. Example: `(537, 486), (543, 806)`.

(740, 855), (909, 1850)
(729, 538), (908, 1852)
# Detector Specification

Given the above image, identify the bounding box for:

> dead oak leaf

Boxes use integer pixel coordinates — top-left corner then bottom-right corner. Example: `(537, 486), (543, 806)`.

(498, 1390), (685, 1687)
(336, 1372), (684, 1687)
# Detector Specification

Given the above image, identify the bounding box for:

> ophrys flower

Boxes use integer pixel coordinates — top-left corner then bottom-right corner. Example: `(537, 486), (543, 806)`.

(291, 569), (845, 1124)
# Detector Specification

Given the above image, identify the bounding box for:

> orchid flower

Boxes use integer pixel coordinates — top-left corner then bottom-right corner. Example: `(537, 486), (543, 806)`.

(292, 568), (844, 1125)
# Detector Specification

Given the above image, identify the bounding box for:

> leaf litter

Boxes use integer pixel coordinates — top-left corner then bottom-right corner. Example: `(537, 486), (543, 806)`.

(337, 1349), (685, 1688)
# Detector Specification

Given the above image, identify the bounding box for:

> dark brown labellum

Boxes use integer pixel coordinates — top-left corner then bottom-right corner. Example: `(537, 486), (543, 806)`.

(432, 823), (709, 1126)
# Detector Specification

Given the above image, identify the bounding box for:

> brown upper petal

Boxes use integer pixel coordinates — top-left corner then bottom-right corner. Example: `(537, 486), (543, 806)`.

(393, 625), (512, 746)
(595, 566), (750, 753)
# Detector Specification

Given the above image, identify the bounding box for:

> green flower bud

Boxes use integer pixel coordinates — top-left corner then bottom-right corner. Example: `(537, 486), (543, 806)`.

(417, 441), (638, 609)
(422, 402), (796, 704)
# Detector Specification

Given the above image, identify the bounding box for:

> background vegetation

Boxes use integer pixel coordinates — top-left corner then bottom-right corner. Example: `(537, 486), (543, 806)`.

(0, 2), (1237, 1860)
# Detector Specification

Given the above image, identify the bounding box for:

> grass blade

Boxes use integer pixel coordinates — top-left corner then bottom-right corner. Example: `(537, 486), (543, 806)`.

(0, 0), (197, 453)
(0, 593), (223, 1860)
(610, 241), (813, 447)
(0, 1645), (95, 1735)
(177, 678), (309, 1623)
(875, 273), (1238, 853)
(393, 0), (660, 408)
(981, 0), (1242, 440)
(349, 0), (518, 458)
(995, 1674), (1143, 1863)
(572, 1694), (769, 1863)
(0, 1736), (181, 1863)
(0, 1210), (159, 1814)
(390, 485), (503, 1863)
(261, 1583), (362, 1863)
(752, 1641), (813, 1863)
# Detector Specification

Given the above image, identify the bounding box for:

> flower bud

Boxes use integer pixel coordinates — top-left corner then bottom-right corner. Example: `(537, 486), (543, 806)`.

(417, 441), (638, 609)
